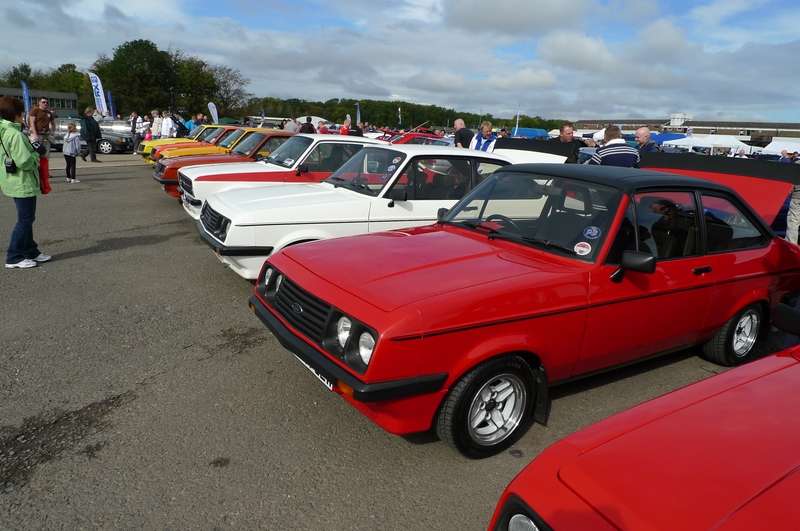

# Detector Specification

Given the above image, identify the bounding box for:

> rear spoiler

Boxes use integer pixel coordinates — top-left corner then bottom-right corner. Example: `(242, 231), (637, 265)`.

(640, 153), (800, 226)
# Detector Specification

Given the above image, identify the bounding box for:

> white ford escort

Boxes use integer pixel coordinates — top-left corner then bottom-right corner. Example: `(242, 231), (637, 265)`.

(178, 134), (387, 219)
(196, 144), (562, 280)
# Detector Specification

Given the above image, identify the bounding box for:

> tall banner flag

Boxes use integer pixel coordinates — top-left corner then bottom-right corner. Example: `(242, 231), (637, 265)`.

(20, 80), (31, 118)
(513, 110), (520, 137)
(355, 102), (361, 125)
(87, 72), (108, 116)
(106, 90), (116, 118)
(397, 106), (401, 126)
(208, 102), (219, 124)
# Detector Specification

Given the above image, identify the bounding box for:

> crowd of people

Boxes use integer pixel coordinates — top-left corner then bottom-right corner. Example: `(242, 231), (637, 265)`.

(127, 110), (210, 152)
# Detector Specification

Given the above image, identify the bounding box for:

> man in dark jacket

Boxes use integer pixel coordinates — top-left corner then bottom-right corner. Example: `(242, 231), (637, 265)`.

(635, 127), (660, 152)
(80, 107), (102, 162)
(298, 116), (316, 134)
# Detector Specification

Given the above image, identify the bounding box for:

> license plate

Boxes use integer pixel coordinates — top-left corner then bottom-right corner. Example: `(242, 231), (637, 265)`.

(293, 355), (334, 391)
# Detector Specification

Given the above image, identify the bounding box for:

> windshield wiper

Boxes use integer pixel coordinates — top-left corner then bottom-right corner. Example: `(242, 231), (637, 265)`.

(488, 232), (577, 255)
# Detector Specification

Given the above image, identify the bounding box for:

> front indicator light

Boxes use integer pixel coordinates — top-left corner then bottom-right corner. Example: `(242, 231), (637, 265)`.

(358, 332), (375, 365)
(274, 274), (283, 292)
(263, 267), (274, 290)
(509, 514), (539, 531)
(336, 317), (352, 348)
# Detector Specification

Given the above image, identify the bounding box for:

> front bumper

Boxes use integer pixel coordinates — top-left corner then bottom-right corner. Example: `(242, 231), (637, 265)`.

(181, 193), (202, 219)
(197, 221), (273, 257)
(249, 294), (447, 403)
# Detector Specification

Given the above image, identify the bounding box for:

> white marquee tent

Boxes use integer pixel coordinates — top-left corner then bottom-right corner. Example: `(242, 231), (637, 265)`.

(662, 134), (753, 153)
(762, 139), (800, 155)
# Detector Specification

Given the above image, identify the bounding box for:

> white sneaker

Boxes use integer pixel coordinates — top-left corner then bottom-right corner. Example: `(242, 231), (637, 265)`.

(5, 259), (37, 269)
(33, 253), (52, 263)
(72, 179), (80, 183)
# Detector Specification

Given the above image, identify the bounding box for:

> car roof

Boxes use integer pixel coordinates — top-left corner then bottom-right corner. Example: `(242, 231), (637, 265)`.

(503, 163), (733, 194)
(296, 134), (387, 145)
(362, 144), (510, 160)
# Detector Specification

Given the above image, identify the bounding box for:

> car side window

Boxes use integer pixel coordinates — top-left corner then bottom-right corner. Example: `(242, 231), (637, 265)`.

(605, 202), (637, 264)
(401, 157), (472, 200)
(701, 194), (767, 252)
(303, 143), (363, 172)
(634, 191), (700, 259)
(475, 161), (505, 183)
(262, 136), (287, 155)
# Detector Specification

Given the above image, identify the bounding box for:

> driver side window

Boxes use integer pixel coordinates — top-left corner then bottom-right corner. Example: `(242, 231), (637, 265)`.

(391, 157), (472, 201)
(303, 143), (363, 172)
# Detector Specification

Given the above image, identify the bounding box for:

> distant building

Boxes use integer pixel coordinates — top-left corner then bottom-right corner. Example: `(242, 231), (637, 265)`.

(0, 87), (78, 115)
(573, 118), (666, 131)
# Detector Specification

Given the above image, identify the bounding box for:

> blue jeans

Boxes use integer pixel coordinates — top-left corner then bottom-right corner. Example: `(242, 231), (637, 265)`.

(6, 196), (40, 264)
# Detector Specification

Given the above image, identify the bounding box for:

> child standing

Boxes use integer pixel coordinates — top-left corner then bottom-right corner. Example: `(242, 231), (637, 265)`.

(63, 122), (80, 183)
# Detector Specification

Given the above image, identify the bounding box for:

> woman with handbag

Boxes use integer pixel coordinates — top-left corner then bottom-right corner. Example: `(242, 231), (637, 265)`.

(0, 96), (50, 269)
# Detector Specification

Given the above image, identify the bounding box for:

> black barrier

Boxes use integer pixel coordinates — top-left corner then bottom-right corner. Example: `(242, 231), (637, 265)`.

(640, 152), (800, 184)
(493, 138), (579, 162)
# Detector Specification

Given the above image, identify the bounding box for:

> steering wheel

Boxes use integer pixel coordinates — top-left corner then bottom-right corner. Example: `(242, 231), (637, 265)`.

(485, 214), (522, 233)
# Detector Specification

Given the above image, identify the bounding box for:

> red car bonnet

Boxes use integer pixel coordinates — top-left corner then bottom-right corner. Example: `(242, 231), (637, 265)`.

(640, 154), (800, 226)
(163, 153), (250, 169)
(553, 353), (800, 530)
(280, 225), (589, 313)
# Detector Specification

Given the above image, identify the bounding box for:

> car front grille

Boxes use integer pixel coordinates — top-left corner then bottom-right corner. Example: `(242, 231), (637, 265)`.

(179, 172), (194, 196)
(200, 203), (230, 241)
(272, 277), (332, 343)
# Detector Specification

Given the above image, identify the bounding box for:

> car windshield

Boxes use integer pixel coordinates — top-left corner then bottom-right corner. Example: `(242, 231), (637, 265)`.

(445, 171), (621, 261)
(218, 128), (246, 148)
(232, 132), (266, 156)
(190, 126), (208, 139)
(264, 136), (313, 168)
(324, 147), (405, 196)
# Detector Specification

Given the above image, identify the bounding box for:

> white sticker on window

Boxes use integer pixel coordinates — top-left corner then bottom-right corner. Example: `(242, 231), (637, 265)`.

(392, 157), (402, 164)
(386, 164), (396, 173)
(284, 158), (295, 165)
(574, 242), (592, 256)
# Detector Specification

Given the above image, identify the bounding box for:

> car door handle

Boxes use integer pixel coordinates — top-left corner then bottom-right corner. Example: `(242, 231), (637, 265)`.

(693, 266), (712, 275)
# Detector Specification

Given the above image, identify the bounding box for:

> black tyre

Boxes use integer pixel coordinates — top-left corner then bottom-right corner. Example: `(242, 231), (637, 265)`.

(702, 303), (764, 366)
(436, 356), (536, 459)
(97, 139), (113, 154)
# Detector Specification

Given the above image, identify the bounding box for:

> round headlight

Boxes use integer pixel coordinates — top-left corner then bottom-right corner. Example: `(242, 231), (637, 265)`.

(358, 332), (375, 365)
(509, 514), (539, 531)
(336, 317), (352, 348)
(274, 274), (283, 292)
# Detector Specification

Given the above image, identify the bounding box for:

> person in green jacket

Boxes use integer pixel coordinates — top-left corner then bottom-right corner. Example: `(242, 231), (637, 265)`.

(0, 96), (50, 269)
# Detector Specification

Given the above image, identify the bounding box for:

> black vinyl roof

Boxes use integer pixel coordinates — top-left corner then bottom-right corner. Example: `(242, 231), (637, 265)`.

(502, 163), (733, 194)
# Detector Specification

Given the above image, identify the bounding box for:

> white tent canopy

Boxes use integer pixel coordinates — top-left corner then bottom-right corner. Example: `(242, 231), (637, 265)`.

(762, 139), (800, 155)
(663, 134), (752, 153)
(295, 115), (329, 128)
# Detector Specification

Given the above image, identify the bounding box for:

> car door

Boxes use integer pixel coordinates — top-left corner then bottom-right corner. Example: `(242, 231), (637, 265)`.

(697, 192), (773, 338)
(291, 141), (365, 182)
(368, 155), (476, 232)
(576, 190), (715, 374)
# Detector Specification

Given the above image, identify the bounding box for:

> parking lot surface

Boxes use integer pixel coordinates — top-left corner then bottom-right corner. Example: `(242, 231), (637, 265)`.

(0, 155), (793, 529)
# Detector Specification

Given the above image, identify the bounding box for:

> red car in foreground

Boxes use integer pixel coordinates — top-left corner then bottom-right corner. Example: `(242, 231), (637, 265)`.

(489, 303), (800, 530)
(249, 163), (800, 457)
(152, 130), (293, 198)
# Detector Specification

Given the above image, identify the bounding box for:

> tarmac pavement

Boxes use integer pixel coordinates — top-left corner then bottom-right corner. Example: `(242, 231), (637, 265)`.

(0, 154), (795, 529)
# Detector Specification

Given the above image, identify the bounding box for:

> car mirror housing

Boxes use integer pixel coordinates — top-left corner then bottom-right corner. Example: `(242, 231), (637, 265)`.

(296, 163), (309, 175)
(772, 303), (800, 336)
(437, 208), (449, 222)
(622, 250), (656, 273)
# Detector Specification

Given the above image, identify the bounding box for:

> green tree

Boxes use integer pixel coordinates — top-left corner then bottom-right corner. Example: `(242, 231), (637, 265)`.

(210, 65), (251, 115)
(174, 55), (218, 115)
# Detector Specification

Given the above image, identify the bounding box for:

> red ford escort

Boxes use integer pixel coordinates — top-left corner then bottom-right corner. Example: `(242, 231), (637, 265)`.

(488, 303), (800, 530)
(249, 164), (800, 457)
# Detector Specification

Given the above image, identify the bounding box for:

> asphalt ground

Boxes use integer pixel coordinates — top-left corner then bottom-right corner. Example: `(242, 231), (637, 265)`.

(0, 155), (796, 529)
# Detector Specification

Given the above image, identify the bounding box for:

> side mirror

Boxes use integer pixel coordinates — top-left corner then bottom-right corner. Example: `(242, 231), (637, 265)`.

(772, 303), (800, 336)
(387, 187), (408, 207)
(437, 208), (449, 222)
(621, 250), (656, 273)
(611, 250), (656, 282)
(296, 163), (309, 176)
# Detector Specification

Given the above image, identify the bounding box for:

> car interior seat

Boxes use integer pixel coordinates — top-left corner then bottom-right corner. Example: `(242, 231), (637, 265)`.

(534, 185), (593, 243)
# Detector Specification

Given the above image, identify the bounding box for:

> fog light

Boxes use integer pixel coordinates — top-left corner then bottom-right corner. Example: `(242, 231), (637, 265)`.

(336, 317), (352, 348)
(509, 514), (539, 531)
(358, 332), (375, 365)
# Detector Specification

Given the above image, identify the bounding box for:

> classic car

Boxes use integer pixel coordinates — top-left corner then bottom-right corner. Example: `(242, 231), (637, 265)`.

(152, 130), (293, 199)
(197, 145), (534, 280)
(51, 118), (134, 154)
(147, 125), (240, 164)
(247, 164), (800, 458)
(488, 303), (800, 530)
(150, 127), (247, 161)
(178, 134), (386, 220)
(136, 124), (219, 159)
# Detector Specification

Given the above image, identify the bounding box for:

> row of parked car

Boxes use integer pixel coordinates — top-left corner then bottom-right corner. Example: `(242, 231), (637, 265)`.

(137, 124), (800, 529)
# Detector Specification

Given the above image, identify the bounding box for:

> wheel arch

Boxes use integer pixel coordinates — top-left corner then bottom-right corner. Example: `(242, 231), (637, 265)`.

(434, 349), (551, 430)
